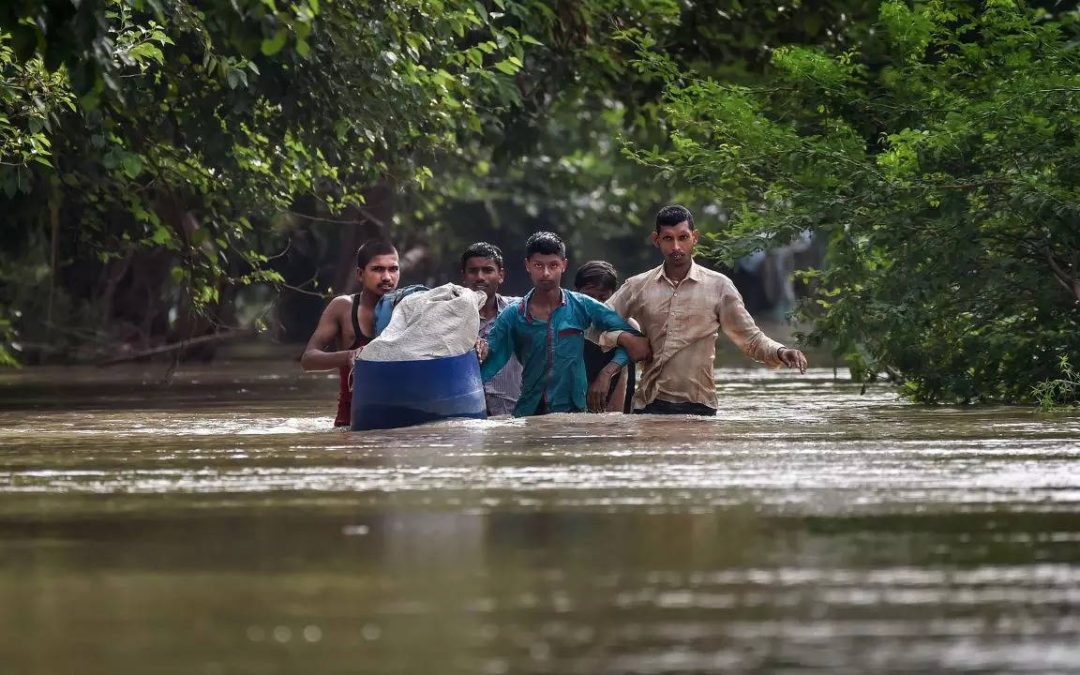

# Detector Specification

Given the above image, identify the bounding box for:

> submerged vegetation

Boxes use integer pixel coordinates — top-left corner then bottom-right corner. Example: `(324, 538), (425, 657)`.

(1034, 356), (1080, 411)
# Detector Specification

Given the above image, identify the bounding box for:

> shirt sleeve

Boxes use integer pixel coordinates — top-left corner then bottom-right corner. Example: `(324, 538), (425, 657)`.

(717, 280), (785, 367)
(480, 307), (514, 381)
(582, 294), (640, 367)
(593, 281), (635, 351)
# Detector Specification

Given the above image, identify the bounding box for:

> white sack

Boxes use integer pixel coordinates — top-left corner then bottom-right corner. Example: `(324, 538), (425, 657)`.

(359, 283), (486, 361)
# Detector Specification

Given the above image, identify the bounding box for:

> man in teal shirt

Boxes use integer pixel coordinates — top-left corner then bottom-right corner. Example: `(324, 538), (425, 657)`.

(478, 231), (651, 416)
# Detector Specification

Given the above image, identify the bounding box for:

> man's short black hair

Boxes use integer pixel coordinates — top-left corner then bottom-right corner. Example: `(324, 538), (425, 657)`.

(356, 239), (397, 269)
(574, 260), (618, 292)
(655, 204), (695, 233)
(525, 231), (566, 259)
(460, 242), (504, 271)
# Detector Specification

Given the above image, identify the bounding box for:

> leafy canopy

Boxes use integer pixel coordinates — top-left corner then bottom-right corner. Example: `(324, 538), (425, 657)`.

(631, 0), (1080, 404)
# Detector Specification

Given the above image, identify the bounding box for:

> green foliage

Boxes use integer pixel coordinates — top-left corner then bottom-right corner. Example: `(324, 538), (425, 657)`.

(8, 0), (1015, 383)
(0, 0), (569, 361)
(0, 33), (74, 181)
(632, 0), (1080, 403)
(1033, 356), (1080, 411)
(395, 0), (690, 272)
(0, 312), (17, 367)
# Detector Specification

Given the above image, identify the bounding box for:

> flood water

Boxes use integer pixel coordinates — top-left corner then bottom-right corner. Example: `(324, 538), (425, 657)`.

(1, 359), (1079, 674)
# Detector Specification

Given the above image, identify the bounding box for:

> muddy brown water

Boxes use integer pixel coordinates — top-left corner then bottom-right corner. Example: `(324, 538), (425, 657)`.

(1, 361), (1078, 674)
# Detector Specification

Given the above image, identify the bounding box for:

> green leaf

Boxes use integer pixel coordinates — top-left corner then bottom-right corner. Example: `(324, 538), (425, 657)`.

(190, 227), (209, 247)
(102, 150), (120, 170)
(261, 30), (288, 56)
(122, 154), (143, 178)
(128, 43), (164, 65)
(494, 59), (520, 75)
(151, 225), (173, 245)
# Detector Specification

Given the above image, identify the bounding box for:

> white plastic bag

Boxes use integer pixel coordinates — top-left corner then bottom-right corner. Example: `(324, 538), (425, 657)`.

(359, 283), (486, 361)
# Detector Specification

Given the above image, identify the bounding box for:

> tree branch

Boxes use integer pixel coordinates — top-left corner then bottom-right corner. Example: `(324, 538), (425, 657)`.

(1046, 249), (1080, 301)
(98, 329), (256, 366)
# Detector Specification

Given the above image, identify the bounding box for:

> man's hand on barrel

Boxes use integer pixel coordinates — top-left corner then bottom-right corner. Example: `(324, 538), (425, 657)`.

(475, 338), (489, 362)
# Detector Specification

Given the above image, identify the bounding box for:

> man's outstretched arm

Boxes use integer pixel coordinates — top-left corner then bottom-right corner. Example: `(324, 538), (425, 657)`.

(300, 296), (357, 371)
(717, 284), (807, 373)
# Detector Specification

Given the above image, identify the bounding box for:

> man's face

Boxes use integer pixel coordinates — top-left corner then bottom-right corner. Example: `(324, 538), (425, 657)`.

(355, 253), (400, 296)
(462, 256), (505, 299)
(525, 253), (567, 292)
(651, 221), (699, 268)
(577, 283), (613, 303)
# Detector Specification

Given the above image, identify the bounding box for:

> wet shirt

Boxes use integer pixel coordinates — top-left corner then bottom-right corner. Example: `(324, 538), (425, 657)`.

(481, 289), (639, 417)
(478, 294), (523, 416)
(601, 262), (785, 410)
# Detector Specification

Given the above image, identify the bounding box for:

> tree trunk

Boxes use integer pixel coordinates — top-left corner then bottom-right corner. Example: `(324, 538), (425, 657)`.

(333, 179), (395, 294)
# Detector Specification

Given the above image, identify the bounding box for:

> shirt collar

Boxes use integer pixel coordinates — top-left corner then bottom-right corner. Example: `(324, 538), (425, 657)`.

(655, 260), (701, 286)
(519, 288), (566, 323)
(686, 261), (705, 283)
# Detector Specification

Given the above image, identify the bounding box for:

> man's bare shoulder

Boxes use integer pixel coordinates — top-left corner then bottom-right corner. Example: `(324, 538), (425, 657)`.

(323, 294), (354, 316)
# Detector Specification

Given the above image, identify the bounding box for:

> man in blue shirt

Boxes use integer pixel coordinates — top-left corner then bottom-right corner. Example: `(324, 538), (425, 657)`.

(478, 231), (651, 416)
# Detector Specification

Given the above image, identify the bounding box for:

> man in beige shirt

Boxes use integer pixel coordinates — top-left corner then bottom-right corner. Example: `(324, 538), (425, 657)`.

(596, 205), (808, 415)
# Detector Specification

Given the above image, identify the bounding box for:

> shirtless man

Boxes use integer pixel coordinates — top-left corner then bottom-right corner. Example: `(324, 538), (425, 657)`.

(301, 239), (400, 427)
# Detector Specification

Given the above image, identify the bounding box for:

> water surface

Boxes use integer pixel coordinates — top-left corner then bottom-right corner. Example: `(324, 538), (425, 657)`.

(1, 362), (1078, 674)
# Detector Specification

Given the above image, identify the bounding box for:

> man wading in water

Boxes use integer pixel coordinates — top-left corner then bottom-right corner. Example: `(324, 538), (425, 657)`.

(598, 205), (808, 416)
(575, 260), (636, 413)
(301, 239), (400, 427)
(461, 242), (523, 417)
(477, 231), (651, 416)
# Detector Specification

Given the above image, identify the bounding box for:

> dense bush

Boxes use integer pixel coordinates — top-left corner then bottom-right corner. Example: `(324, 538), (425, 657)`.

(631, 0), (1080, 404)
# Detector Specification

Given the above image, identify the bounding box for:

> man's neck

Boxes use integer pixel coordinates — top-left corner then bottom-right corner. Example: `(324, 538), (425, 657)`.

(663, 259), (693, 283)
(530, 286), (562, 308)
(481, 292), (500, 319)
(359, 288), (383, 309)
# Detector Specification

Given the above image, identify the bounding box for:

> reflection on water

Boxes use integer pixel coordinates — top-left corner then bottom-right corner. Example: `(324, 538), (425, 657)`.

(1, 362), (1079, 673)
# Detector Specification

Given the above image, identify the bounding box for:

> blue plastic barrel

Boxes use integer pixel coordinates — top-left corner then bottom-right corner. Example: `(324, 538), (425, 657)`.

(351, 351), (487, 431)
